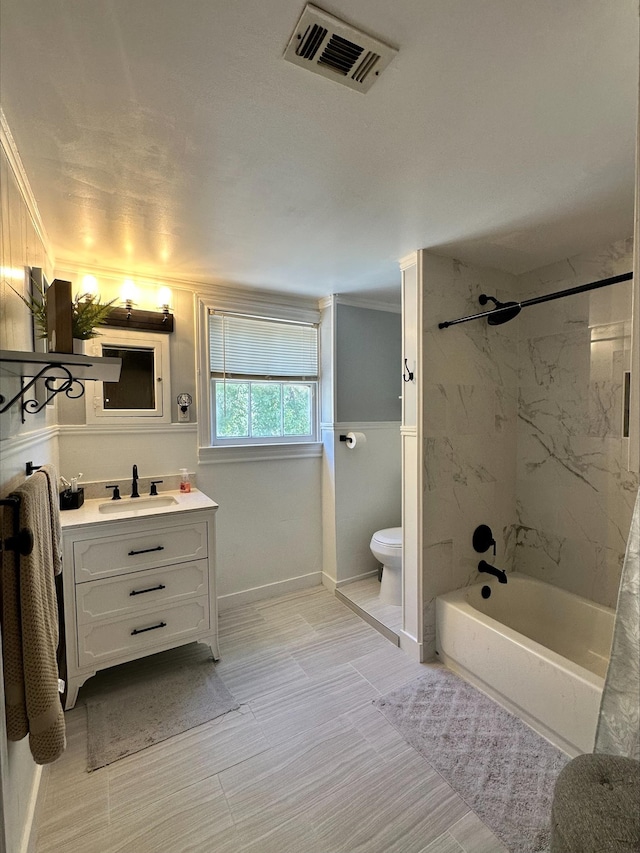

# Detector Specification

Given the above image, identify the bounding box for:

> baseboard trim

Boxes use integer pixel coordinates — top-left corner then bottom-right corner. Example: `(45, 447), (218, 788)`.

(320, 572), (337, 592)
(335, 570), (378, 588)
(399, 631), (424, 662)
(20, 764), (43, 853)
(217, 572), (322, 610)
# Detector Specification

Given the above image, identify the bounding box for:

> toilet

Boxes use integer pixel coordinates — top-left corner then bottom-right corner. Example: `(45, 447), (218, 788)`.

(369, 527), (402, 606)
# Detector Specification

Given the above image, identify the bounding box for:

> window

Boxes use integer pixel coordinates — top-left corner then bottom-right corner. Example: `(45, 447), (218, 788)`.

(209, 311), (318, 445)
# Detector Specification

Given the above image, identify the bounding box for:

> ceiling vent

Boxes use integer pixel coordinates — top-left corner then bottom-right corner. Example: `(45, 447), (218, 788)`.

(283, 4), (397, 93)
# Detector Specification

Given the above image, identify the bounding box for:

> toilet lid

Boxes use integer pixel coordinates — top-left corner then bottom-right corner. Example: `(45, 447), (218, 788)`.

(372, 527), (402, 548)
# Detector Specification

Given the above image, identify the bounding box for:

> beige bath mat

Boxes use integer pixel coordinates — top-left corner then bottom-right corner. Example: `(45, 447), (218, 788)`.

(84, 643), (238, 771)
(374, 665), (569, 853)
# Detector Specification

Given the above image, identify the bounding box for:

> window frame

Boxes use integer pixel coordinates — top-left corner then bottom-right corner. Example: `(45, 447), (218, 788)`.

(197, 296), (321, 454)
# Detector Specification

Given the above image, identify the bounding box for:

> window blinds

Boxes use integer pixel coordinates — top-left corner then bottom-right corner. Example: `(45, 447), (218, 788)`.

(209, 312), (318, 380)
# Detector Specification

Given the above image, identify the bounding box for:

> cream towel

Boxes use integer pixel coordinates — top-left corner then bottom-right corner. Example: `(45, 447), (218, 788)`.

(0, 470), (66, 763)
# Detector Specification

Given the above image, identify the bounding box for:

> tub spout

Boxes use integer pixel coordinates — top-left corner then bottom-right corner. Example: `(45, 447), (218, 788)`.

(478, 560), (507, 584)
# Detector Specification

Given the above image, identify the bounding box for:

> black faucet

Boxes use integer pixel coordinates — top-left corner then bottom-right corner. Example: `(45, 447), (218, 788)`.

(131, 464), (140, 498)
(478, 560), (507, 584)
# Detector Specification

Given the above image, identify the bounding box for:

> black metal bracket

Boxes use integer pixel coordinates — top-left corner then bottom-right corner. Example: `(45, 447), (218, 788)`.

(0, 364), (85, 423)
(26, 461), (42, 476)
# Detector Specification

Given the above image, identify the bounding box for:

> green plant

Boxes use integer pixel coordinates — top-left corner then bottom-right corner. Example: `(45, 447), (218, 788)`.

(70, 293), (117, 339)
(9, 280), (116, 340)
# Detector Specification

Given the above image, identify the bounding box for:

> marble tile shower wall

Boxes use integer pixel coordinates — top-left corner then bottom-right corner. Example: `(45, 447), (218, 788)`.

(514, 238), (638, 608)
(422, 253), (520, 655)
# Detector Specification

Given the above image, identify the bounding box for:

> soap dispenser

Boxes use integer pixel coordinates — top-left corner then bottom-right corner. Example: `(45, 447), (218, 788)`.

(179, 468), (191, 493)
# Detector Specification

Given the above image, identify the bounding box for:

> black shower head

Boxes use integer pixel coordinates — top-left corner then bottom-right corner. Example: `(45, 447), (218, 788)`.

(487, 301), (521, 325)
(478, 294), (522, 325)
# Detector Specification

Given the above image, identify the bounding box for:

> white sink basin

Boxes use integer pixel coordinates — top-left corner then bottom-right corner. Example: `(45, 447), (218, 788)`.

(98, 495), (179, 514)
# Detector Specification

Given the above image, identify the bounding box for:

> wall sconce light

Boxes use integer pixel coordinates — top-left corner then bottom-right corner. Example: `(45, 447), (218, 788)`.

(103, 279), (175, 334)
(120, 279), (138, 317)
(158, 286), (172, 323)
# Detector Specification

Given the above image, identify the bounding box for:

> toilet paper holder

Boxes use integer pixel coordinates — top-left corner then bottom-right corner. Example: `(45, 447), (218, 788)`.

(339, 431), (366, 449)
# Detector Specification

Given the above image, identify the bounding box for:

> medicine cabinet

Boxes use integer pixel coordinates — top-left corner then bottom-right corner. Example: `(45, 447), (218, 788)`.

(85, 329), (171, 424)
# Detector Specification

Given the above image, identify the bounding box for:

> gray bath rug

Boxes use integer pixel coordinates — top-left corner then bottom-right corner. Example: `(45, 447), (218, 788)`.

(84, 643), (238, 771)
(374, 666), (570, 853)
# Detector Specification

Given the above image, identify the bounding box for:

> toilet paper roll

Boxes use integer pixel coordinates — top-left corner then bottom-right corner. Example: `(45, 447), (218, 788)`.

(345, 431), (366, 449)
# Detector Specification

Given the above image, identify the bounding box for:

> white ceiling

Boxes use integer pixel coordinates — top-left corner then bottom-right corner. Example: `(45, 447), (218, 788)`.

(1, 1), (638, 301)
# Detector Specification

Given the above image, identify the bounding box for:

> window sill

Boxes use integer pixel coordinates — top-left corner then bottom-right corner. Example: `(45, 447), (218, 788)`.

(198, 442), (323, 464)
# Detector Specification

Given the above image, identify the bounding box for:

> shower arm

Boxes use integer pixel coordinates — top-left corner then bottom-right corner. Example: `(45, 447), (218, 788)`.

(438, 272), (633, 329)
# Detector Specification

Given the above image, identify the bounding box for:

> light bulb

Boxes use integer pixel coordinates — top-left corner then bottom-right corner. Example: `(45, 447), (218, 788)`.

(80, 274), (99, 300)
(121, 279), (138, 306)
(158, 286), (172, 310)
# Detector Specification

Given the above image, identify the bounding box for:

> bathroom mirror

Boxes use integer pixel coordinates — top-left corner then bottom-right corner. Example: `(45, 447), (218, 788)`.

(85, 329), (171, 424)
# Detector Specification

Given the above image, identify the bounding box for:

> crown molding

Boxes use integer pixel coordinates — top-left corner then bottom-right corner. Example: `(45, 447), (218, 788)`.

(333, 295), (400, 313)
(399, 251), (418, 271)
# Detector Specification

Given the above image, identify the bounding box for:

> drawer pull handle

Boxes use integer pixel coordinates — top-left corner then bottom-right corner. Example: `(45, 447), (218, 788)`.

(131, 621), (167, 636)
(128, 545), (165, 556)
(130, 584), (166, 597)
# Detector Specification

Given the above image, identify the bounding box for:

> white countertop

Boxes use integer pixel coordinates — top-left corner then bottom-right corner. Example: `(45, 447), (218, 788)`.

(59, 489), (218, 530)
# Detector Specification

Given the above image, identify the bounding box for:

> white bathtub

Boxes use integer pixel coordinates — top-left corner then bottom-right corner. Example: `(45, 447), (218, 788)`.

(435, 572), (615, 756)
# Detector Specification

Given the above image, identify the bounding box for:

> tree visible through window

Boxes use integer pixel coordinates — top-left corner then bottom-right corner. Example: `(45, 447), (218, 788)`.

(209, 311), (318, 445)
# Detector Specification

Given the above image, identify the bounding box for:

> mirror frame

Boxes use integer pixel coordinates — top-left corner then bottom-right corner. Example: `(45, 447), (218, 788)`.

(84, 328), (172, 424)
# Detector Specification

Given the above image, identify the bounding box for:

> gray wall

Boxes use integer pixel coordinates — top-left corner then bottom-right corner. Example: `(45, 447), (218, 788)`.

(335, 304), (401, 422)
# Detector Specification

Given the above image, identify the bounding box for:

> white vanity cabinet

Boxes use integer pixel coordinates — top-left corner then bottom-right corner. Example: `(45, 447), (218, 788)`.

(60, 496), (219, 709)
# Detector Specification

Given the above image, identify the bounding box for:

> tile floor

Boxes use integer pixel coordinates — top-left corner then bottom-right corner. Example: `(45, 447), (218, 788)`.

(35, 586), (508, 853)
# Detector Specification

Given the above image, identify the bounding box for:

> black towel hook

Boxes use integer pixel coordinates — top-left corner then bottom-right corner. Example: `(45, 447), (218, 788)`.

(403, 358), (414, 382)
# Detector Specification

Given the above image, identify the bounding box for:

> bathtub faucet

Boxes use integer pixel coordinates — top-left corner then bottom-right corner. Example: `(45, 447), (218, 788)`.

(478, 560), (507, 584)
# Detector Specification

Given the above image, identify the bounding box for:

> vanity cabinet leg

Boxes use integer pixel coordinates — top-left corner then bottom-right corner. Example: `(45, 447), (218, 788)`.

(198, 636), (220, 662)
(64, 674), (92, 710)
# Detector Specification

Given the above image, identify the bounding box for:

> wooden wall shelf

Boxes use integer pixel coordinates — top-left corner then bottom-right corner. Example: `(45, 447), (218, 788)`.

(0, 350), (122, 420)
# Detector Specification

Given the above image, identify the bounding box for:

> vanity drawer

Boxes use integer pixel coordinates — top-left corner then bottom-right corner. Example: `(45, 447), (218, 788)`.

(75, 560), (209, 625)
(73, 521), (208, 582)
(77, 597), (210, 667)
